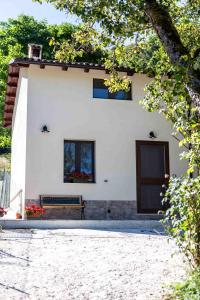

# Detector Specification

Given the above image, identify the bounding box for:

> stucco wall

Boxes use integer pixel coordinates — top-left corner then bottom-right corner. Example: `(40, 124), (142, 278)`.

(21, 65), (186, 203)
(10, 69), (28, 211)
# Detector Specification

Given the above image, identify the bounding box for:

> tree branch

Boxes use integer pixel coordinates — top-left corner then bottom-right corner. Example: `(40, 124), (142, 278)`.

(144, 0), (200, 112)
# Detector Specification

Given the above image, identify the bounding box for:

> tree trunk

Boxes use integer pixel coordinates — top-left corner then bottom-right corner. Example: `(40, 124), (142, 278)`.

(144, 0), (200, 112)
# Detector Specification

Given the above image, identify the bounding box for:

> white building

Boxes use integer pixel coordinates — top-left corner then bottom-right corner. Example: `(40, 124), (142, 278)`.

(4, 48), (186, 219)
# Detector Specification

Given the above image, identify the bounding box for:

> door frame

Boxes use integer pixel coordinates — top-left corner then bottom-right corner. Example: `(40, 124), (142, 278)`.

(136, 140), (170, 214)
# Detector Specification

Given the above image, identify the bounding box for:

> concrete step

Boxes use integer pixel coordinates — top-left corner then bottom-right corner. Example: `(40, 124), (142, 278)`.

(0, 219), (164, 232)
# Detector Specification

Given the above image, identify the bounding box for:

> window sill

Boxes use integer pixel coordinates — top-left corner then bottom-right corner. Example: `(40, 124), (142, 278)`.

(92, 98), (132, 101)
(64, 181), (96, 184)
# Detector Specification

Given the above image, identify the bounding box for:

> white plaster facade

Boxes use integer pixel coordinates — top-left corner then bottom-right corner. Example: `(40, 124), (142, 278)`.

(10, 64), (186, 215)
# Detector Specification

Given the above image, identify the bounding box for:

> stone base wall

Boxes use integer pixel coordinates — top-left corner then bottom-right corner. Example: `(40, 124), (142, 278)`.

(84, 200), (137, 220)
(25, 199), (160, 220)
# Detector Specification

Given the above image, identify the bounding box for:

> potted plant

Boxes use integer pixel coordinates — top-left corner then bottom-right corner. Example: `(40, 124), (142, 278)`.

(25, 205), (45, 219)
(16, 212), (22, 219)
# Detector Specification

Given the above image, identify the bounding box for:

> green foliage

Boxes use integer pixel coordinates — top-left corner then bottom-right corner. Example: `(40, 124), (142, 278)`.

(141, 71), (200, 174)
(0, 15), (77, 147)
(0, 15), (105, 148)
(51, 23), (107, 63)
(166, 268), (200, 300)
(0, 136), (11, 148)
(0, 15), (76, 59)
(0, 15), (105, 144)
(0, 43), (24, 140)
(162, 176), (200, 267)
(34, 1), (200, 97)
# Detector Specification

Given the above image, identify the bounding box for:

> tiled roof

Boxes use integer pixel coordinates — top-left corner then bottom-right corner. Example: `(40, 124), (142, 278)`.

(10, 57), (135, 73)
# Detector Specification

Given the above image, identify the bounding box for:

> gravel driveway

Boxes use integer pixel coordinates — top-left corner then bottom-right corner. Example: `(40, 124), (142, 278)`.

(0, 228), (185, 300)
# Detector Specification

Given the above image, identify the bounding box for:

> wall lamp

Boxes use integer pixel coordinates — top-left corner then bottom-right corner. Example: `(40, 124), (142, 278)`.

(149, 131), (157, 139)
(41, 125), (50, 133)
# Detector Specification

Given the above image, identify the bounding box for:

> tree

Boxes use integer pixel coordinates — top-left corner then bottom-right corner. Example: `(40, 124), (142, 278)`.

(0, 15), (76, 59)
(0, 15), (77, 148)
(0, 15), (106, 147)
(34, 0), (200, 268)
(34, 0), (200, 110)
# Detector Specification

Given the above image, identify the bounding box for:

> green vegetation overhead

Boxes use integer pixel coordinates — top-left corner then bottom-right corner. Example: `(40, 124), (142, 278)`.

(0, 14), (104, 149)
(0, 15), (75, 147)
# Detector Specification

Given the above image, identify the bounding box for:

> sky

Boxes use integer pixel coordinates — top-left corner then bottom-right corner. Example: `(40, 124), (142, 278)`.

(0, 0), (79, 24)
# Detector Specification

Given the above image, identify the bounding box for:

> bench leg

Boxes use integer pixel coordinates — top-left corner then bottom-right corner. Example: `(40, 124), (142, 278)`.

(81, 207), (85, 220)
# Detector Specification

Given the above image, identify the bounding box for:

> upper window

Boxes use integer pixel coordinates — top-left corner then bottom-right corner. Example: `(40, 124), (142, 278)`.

(64, 140), (95, 183)
(93, 78), (132, 100)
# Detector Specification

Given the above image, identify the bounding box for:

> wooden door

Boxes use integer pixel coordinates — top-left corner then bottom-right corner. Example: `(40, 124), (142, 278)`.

(136, 141), (169, 213)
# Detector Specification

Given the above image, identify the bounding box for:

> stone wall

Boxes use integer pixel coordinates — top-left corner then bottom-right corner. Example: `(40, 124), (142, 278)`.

(84, 200), (137, 220)
(25, 199), (161, 220)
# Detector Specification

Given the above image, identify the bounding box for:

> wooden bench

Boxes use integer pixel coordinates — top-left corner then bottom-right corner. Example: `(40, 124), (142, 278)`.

(40, 195), (85, 219)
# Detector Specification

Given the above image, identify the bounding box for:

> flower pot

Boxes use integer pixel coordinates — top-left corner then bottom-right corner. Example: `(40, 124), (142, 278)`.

(16, 212), (22, 219)
(26, 213), (40, 220)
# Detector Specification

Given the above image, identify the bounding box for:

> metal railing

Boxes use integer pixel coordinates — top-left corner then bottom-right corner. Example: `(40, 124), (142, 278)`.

(0, 170), (10, 208)
(10, 188), (23, 217)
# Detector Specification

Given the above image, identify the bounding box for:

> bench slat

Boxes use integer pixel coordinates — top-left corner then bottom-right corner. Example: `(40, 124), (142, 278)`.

(40, 195), (82, 206)
(43, 205), (84, 209)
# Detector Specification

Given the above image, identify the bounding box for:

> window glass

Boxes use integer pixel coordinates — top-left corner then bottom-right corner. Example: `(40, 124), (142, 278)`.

(93, 79), (132, 100)
(64, 142), (75, 174)
(115, 90), (127, 100)
(93, 87), (109, 99)
(64, 141), (95, 183)
(80, 143), (93, 182)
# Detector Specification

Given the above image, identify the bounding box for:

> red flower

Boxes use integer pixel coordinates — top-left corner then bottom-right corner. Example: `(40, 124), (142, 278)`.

(25, 205), (45, 217)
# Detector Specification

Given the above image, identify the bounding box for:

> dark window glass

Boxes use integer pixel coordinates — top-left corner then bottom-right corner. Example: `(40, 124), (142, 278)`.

(64, 142), (76, 174)
(94, 88), (109, 99)
(64, 141), (95, 183)
(80, 143), (93, 174)
(93, 79), (132, 100)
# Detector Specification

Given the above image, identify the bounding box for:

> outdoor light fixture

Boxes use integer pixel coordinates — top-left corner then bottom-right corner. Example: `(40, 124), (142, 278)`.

(149, 131), (157, 139)
(41, 125), (50, 133)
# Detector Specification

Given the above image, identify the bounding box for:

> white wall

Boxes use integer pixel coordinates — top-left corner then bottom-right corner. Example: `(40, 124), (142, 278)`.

(22, 65), (186, 201)
(10, 69), (28, 212)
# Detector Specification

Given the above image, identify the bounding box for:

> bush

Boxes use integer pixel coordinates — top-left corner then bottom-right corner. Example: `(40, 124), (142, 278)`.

(162, 175), (200, 268)
(0, 136), (11, 149)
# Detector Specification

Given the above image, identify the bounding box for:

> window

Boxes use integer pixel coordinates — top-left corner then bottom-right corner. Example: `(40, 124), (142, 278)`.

(64, 140), (95, 183)
(93, 78), (132, 100)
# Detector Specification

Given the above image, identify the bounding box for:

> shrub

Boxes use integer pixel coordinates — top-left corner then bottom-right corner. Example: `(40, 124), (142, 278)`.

(0, 136), (11, 149)
(162, 175), (200, 268)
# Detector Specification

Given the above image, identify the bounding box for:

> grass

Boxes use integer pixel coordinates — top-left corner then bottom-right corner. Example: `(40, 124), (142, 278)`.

(165, 268), (200, 300)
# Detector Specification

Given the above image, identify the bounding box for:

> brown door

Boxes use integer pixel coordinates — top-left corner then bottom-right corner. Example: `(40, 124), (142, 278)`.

(136, 140), (169, 214)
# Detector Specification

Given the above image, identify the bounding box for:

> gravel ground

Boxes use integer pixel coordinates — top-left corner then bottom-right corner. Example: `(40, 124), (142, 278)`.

(0, 228), (185, 300)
